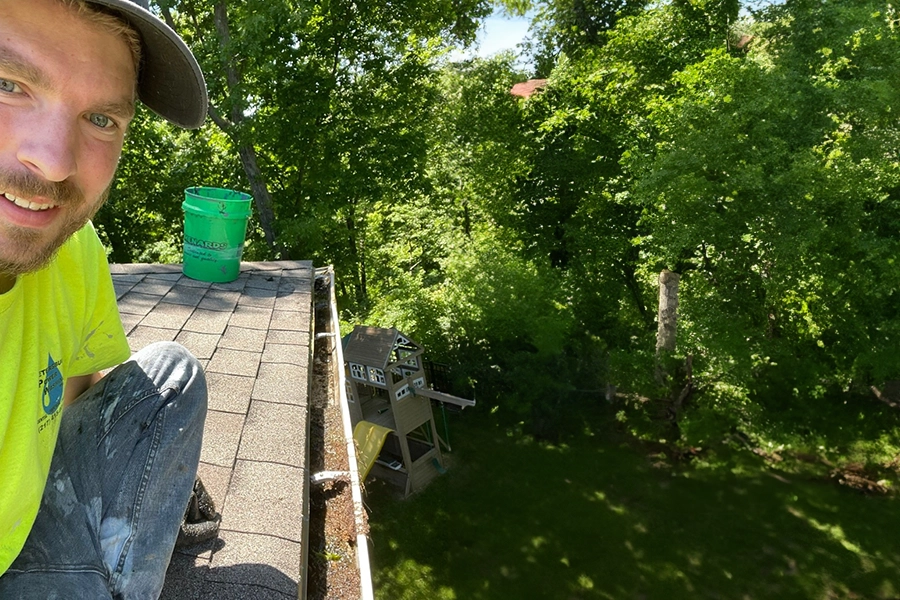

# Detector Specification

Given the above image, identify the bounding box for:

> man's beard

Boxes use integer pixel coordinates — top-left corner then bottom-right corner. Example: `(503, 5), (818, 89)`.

(0, 170), (109, 277)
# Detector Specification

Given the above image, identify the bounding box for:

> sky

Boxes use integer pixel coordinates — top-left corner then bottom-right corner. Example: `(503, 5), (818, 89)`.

(475, 13), (532, 57)
(449, 11), (533, 61)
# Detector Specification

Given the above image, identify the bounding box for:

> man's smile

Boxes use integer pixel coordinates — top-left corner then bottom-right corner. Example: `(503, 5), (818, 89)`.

(2, 192), (58, 211)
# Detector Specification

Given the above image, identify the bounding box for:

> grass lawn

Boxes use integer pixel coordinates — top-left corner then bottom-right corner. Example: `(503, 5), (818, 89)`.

(366, 403), (900, 599)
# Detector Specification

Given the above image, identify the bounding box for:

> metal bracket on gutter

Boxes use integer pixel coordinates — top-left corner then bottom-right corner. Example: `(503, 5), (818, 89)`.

(310, 470), (349, 485)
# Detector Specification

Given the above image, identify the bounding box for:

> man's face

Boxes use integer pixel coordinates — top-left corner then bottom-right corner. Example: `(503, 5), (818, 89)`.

(0, 0), (136, 276)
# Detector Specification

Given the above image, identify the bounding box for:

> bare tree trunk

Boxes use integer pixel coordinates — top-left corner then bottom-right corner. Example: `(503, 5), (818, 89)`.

(344, 208), (367, 310)
(201, 3), (278, 251)
(236, 145), (277, 250)
(655, 270), (694, 429)
(162, 3), (279, 251)
(656, 269), (680, 353)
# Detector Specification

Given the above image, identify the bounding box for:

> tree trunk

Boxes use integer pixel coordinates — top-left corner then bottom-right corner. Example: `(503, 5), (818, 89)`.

(162, 3), (279, 251)
(203, 3), (278, 252)
(236, 145), (277, 250)
(655, 269), (680, 388)
(656, 269), (680, 353)
(344, 209), (368, 311)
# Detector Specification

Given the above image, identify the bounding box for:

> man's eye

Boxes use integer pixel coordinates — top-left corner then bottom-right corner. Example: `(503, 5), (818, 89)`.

(0, 78), (20, 93)
(89, 113), (113, 129)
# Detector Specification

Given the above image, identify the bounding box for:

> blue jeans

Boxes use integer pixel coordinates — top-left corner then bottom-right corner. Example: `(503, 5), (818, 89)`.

(0, 342), (207, 600)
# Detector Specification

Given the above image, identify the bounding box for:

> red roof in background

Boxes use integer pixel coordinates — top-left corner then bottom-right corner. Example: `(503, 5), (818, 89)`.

(510, 79), (548, 99)
(736, 35), (754, 50)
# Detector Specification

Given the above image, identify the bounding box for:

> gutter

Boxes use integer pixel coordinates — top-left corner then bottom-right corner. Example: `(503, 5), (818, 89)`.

(299, 268), (316, 600)
(317, 266), (376, 600)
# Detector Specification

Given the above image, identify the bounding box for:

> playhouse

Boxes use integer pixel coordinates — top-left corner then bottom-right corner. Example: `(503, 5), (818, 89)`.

(343, 326), (474, 496)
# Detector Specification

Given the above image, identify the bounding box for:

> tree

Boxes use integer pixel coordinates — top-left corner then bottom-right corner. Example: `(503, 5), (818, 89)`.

(151, 0), (490, 311)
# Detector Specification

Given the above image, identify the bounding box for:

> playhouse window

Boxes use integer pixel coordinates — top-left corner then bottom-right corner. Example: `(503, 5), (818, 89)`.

(345, 380), (355, 403)
(349, 363), (367, 381)
(413, 377), (425, 389)
(394, 348), (418, 367)
(368, 367), (386, 385)
(395, 384), (411, 400)
(393, 337), (418, 357)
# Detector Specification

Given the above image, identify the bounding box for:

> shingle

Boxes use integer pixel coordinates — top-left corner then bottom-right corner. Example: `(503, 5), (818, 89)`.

(219, 326), (267, 353)
(269, 310), (308, 333)
(199, 410), (245, 468)
(164, 284), (206, 307)
(228, 305), (272, 330)
(145, 270), (184, 281)
(237, 286), (277, 308)
(251, 363), (307, 405)
(175, 276), (212, 289)
(111, 264), (180, 276)
(280, 275), (312, 293)
(131, 279), (177, 296)
(219, 460), (304, 541)
(175, 331), (221, 361)
(110, 271), (146, 283)
(160, 552), (210, 600)
(207, 348), (261, 378)
(238, 401), (306, 467)
(119, 312), (142, 335)
(206, 530), (300, 597)
(168, 530), (218, 561)
(261, 343), (306, 367)
(198, 581), (293, 600)
(206, 372), (255, 414)
(275, 280), (295, 295)
(198, 289), (241, 312)
(245, 274), (280, 290)
(127, 326), (177, 353)
(274, 291), (310, 312)
(140, 302), (196, 330)
(240, 262), (283, 272)
(183, 309), (232, 335)
(113, 281), (135, 299)
(280, 261), (314, 271)
(196, 462), (233, 520)
(118, 292), (162, 316)
(264, 329), (307, 347)
(208, 273), (249, 293)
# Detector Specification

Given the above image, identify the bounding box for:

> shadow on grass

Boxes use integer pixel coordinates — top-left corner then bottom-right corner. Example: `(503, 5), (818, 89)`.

(366, 405), (900, 600)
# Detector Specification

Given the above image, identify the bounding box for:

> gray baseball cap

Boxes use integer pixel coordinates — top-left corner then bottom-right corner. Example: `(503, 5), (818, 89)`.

(87, 0), (208, 129)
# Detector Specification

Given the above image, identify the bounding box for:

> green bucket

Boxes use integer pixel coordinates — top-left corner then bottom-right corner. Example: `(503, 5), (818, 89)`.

(182, 187), (252, 283)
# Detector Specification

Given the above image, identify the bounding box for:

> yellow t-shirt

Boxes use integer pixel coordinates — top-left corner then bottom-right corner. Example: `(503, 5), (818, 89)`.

(0, 223), (130, 575)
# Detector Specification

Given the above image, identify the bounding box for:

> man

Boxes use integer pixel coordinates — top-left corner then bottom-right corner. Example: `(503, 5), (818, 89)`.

(0, 0), (209, 597)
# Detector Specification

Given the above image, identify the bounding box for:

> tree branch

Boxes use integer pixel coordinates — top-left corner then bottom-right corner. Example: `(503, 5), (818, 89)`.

(206, 103), (234, 132)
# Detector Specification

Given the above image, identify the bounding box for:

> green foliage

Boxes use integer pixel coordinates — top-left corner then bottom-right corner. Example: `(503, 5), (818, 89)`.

(97, 105), (241, 263)
(631, 2), (900, 403)
(107, 0), (900, 449)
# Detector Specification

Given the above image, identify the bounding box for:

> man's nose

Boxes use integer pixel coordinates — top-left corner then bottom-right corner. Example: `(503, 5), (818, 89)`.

(16, 111), (78, 183)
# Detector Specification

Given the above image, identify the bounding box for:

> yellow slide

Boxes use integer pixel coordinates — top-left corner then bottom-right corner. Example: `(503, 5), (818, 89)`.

(353, 421), (394, 480)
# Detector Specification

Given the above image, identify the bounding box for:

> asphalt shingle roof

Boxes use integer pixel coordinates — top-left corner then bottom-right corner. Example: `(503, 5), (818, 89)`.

(110, 261), (314, 600)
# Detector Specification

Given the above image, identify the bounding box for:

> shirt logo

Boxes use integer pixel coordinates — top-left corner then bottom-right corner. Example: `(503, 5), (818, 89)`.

(41, 354), (64, 415)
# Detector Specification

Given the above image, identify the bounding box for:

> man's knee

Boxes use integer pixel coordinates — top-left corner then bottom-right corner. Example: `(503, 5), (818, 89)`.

(131, 342), (208, 415)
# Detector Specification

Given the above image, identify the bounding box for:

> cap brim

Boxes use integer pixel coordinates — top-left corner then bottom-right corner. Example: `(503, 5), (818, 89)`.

(87, 0), (208, 129)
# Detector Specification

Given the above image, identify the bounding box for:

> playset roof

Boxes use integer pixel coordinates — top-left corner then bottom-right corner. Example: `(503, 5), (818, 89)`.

(343, 326), (421, 370)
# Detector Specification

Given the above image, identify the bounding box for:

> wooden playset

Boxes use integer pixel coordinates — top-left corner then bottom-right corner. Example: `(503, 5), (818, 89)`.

(343, 326), (474, 496)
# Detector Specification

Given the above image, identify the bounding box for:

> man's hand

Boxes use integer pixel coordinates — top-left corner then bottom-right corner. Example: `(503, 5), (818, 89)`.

(64, 372), (102, 406)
